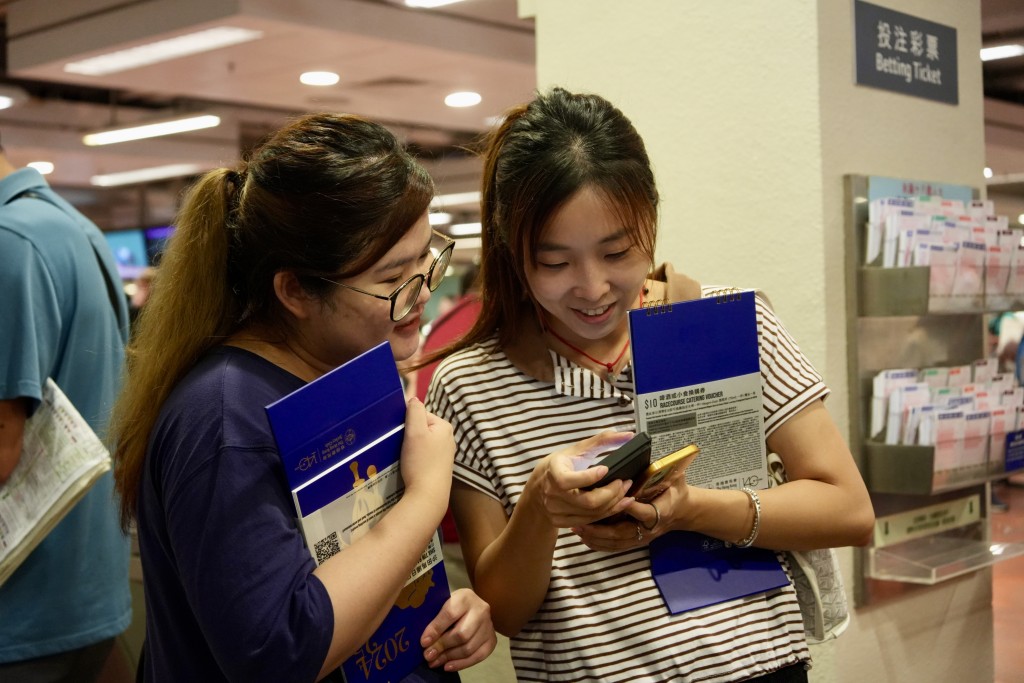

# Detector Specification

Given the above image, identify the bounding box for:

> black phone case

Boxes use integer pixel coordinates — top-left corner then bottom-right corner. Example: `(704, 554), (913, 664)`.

(581, 432), (652, 490)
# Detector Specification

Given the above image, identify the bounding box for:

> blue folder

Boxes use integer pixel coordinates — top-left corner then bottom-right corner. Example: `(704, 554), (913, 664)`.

(649, 532), (789, 614)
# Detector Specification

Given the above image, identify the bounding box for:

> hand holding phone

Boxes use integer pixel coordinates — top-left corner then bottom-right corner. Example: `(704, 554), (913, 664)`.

(628, 444), (699, 502)
(576, 432), (651, 491)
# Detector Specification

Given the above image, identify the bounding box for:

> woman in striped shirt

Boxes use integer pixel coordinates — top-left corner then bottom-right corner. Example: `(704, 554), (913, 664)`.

(424, 88), (874, 682)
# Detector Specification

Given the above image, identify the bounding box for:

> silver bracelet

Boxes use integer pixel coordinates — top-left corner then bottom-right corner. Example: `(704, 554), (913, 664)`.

(730, 487), (761, 548)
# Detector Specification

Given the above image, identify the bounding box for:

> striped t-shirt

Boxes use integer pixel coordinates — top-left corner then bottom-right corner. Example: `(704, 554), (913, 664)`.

(427, 288), (827, 682)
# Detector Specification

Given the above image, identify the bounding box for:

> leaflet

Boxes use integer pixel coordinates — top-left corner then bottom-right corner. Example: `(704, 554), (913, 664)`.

(0, 379), (111, 586)
(265, 341), (451, 683)
(628, 290), (767, 491)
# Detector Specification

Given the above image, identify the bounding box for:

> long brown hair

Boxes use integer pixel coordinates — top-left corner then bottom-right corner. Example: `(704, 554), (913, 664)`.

(421, 87), (658, 367)
(110, 113), (434, 528)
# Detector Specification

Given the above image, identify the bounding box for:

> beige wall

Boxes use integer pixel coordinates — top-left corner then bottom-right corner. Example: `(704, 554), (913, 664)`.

(524, 1), (991, 681)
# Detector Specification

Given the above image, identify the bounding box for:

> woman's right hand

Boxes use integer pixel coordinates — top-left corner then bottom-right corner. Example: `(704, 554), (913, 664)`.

(524, 430), (636, 529)
(399, 397), (455, 522)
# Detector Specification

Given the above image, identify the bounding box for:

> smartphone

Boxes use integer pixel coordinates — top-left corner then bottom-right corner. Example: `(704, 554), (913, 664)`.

(628, 443), (700, 502)
(578, 432), (652, 491)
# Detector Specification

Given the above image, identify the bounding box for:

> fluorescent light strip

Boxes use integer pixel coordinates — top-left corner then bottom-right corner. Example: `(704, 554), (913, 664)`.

(452, 236), (481, 251)
(83, 114), (221, 146)
(430, 191), (481, 208)
(406, 0), (468, 7)
(64, 26), (263, 76)
(450, 222), (481, 236)
(981, 44), (1024, 62)
(28, 161), (54, 175)
(300, 71), (340, 86)
(92, 163), (204, 187)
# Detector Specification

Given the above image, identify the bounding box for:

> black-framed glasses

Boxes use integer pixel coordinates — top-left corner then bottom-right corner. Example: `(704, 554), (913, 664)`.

(320, 230), (455, 322)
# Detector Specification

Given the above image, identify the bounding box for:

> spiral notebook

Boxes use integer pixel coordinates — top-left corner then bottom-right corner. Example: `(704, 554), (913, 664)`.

(265, 341), (455, 683)
(628, 290), (788, 613)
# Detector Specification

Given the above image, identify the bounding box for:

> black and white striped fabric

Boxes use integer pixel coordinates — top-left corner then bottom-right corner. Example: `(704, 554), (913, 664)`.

(428, 288), (827, 682)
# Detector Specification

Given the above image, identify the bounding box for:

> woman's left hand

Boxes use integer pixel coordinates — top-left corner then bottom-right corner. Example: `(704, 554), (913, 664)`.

(574, 470), (692, 552)
(420, 588), (497, 672)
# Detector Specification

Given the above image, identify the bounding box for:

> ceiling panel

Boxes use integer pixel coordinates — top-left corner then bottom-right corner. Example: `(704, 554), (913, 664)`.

(1, 0), (1024, 231)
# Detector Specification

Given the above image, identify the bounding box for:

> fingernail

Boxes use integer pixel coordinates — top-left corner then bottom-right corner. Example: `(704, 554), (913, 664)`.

(425, 648), (437, 660)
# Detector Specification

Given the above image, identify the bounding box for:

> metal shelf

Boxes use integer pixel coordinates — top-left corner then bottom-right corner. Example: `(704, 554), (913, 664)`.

(868, 533), (1024, 585)
(864, 440), (1024, 495)
(859, 266), (1024, 316)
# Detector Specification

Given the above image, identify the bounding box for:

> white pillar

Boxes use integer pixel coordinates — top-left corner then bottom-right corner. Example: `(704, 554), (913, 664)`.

(523, 1), (989, 681)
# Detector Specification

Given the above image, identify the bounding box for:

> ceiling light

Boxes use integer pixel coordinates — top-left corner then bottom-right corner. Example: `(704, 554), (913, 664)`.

(27, 161), (54, 175)
(0, 84), (29, 110)
(449, 222), (482, 236)
(91, 163), (204, 187)
(452, 236), (481, 251)
(1018, 213), (1024, 226)
(984, 167), (993, 179)
(428, 212), (452, 226)
(405, 0), (468, 7)
(444, 91), (482, 108)
(300, 71), (340, 86)
(980, 44), (1024, 62)
(83, 114), (221, 146)
(64, 27), (264, 76)
(430, 191), (480, 208)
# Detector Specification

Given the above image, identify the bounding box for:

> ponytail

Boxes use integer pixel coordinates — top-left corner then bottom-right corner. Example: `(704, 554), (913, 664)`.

(111, 168), (240, 529)
(112, 113), (435, 528)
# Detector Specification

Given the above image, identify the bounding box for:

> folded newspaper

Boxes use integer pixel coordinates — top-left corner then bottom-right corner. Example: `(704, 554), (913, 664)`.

(0, 378), (111, 586)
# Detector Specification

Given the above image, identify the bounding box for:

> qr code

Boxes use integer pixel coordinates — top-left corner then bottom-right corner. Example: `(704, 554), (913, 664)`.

(313, 532), (341, 564)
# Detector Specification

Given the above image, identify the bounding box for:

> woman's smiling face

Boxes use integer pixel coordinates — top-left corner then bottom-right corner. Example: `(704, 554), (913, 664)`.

(524, 186), (650, 350)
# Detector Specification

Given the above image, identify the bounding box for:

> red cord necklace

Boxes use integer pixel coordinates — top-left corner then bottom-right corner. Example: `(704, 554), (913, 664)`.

(541, 287), (646, 374)
(546, 326), (631, 373)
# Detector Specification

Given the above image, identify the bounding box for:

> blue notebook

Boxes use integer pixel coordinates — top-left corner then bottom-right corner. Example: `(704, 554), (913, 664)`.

(628, 291), (788, 613)
(265, 341), (453, 683)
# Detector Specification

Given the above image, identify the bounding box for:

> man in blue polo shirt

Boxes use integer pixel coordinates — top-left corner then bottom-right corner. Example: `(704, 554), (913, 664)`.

(0, 141), (132, 680)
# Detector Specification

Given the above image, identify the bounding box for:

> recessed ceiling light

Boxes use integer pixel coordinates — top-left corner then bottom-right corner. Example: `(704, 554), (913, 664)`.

(405, 0), (468, 8)
(980, 44), (1024, 62)
(64, 26), (263, 76)
(83, 114), (221, 146)
(91, 163), (204, 187)
(444, 91), (482, 108)
(27, 161), (54, 175)
(428, 212), (452, 226)
(300, 71), (340, 86)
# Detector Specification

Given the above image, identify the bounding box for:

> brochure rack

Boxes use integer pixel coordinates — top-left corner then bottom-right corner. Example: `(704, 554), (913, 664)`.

(844, 175), (1024, 603)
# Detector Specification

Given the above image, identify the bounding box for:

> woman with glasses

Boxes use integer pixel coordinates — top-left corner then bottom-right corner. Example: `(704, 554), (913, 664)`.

(110, 113), (494, 682)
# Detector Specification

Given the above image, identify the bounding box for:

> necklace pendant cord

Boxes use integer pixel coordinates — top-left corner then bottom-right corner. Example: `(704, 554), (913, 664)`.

(540, 288), (644, 374)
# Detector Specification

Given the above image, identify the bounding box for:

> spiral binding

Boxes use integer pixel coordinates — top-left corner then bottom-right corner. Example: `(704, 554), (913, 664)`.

(642, 287), (749, 315)
(706, 287), (745, 304)
(641, 298), (673, 316)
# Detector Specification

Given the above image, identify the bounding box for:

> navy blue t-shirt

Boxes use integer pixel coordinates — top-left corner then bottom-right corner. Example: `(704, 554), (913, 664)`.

(137, 346), (335, 682)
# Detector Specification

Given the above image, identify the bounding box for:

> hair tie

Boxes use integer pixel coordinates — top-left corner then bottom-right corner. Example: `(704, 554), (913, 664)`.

(225, 168), (246, 216)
